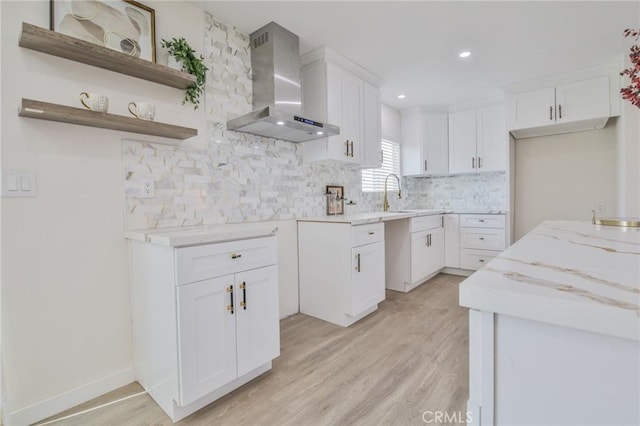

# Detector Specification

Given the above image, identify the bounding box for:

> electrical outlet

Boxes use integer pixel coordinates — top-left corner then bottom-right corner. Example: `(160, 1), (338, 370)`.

(595, 201), (605, 214)
(140, 179), (155, 198)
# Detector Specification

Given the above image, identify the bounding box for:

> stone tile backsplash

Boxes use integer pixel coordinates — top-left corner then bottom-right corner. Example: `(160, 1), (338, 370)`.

(122, 13), (506, 230)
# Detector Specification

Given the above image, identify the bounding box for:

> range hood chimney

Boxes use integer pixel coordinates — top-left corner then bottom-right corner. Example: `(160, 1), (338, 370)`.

(227, 22), (339, 143)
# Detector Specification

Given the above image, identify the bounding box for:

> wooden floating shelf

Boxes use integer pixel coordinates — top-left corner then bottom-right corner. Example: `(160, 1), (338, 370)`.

(19, 22), (197, 90)
(19, 98), (198, 140)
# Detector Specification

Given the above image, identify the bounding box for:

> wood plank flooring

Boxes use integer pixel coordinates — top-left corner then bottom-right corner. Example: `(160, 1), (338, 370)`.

(39, 273), (469, 426)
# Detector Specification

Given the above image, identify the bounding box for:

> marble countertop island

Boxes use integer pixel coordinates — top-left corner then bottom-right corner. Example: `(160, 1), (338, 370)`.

(459, 221), (640, 340)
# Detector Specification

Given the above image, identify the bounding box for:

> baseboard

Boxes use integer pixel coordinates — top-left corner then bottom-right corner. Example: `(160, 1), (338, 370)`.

(441, 267), (473, 277)
(4, 367), (135, 426)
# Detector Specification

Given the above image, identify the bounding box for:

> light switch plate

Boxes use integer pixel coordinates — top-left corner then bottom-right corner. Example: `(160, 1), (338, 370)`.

(1, 170), (37, 197)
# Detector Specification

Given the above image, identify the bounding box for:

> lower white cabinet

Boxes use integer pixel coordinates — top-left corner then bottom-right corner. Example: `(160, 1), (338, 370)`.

(129, 235), (280, 422)
(298, 221), (385, 327)
(386, 214), (443, 293)
(459, 214), (506, 270)
(443, 214), (460, 268)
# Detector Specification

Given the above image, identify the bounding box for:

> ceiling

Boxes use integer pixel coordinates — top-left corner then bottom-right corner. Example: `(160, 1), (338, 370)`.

(191, 1), (640, 110)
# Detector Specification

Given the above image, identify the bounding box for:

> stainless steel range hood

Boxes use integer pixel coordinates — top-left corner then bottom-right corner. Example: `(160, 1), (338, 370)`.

(227, 22), (339, 143)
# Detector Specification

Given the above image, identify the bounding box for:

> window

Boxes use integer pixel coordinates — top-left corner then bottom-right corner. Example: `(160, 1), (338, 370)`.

(361, 139), (401, 192)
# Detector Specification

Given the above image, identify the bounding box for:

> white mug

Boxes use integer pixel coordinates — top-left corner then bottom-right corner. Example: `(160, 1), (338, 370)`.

(128, 102), (155, 120)
(80, 92), (109, 112)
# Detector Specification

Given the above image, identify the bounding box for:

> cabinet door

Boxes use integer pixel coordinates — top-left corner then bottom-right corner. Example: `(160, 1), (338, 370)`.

(448, 109), (477, 174)
(443, 214), (460, 268)
(362, 82), (382, 168)
(326, 64), (362, 164)
(555, 75), (610, 124)
(177, 276), (237, 406)
(410, 230), (430, 284)
(476, 104), (506, 172)
(342, 72), (364, 164)
(423, 113), (449, 175)
(401, 108), (423, 176)
(350, 241), (385, 316)
(508, 86), (555, 130)
(326, 63), (349, 161)
(425, 227), (444, 277)
(235, 266), (280, 377)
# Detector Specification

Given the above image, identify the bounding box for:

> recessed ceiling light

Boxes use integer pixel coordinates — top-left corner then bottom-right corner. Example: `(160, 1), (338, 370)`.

(276, 121), (285, 125)
(397, 94), (406, 99)
(459, 51), (472, 58)
(316, 131), (324, 135)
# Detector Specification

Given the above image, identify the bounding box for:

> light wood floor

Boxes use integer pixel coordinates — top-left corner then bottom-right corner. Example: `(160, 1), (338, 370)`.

(40, 273), (469, 426)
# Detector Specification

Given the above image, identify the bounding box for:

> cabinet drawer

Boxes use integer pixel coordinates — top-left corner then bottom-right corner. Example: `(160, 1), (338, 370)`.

(410, 215), (442, 233)
(176, 236), (277, 285)
(351, 223), (384, 247)
(460, 249), (502, 271)
(460, 214), (505, 229)
(460, 228), (505, 251)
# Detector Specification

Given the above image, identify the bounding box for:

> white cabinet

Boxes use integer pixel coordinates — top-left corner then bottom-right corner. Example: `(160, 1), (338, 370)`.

(362, 82), (383, 168)
(177, 276), (237, 406)
(298, 221), (385, 327)
(449, 104), (506, 174)
(401, 108), (448, 176)
(385, 214), (443, 293)
(508, 75), (611, 138)
(301, 48), (384, 166)
(443, 213), (460, 268)
(129, 235), (280, 422)
(459, 214), (506, 271)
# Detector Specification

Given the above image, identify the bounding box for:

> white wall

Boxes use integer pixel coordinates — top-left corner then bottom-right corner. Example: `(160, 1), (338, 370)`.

(1, 1), (205, 424)
(381, 103), (401, 142)
(616, 96), (640, 217)
(514, 125), (617, 239)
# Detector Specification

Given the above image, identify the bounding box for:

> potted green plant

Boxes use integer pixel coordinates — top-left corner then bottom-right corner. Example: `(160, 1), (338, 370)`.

(161, 37), (208, 109)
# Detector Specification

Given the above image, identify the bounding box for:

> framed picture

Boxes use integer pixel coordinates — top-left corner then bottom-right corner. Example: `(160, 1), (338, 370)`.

(50, 0), (156, 62)
(326, 185), (344, 215)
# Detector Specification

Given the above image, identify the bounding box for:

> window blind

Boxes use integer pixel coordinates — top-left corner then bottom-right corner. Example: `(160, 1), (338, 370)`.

(362, 139), (400, 192)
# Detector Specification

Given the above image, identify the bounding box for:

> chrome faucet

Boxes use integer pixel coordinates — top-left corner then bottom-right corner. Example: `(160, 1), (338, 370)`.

(383, 173), (402, 212)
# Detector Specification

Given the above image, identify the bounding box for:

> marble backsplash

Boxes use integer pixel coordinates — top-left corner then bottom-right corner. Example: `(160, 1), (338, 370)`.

(403, 172), (507, 211)
(122, 13), (506, 230)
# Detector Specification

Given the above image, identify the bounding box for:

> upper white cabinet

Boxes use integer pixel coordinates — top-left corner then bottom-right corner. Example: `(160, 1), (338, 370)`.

(362, 82), (383, 168)
(302, 48), (384, 167)
(508, 71), (617, 139)
(401, 108), (448, 176)
(449, 104), (506, 174)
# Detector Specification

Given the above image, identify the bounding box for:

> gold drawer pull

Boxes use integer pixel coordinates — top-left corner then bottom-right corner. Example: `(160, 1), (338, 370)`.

(231, 253), (242, 259)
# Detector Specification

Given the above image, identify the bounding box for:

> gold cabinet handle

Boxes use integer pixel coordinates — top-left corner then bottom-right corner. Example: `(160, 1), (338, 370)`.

(227, 285), (234, 314)
(231, 253), (242, 259)
(355, 253), (361, 272)
(239, 282), (247, 310)
(550, 106), (553, 120)
(558, 104), (562, 119)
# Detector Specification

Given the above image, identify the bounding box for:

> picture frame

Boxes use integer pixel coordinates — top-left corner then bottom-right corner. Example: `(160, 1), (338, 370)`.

(50, 0), (156, 62)
(325, 185), (344, 215)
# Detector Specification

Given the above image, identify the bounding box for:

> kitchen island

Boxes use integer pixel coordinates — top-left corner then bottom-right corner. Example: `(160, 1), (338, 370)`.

(459, 221), (640, 426)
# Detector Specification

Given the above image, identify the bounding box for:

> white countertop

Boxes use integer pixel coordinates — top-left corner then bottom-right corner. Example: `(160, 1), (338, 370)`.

(125, 224), (278, 247)
(298, 209), (444, 225)
(459, 221), (640, 341)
